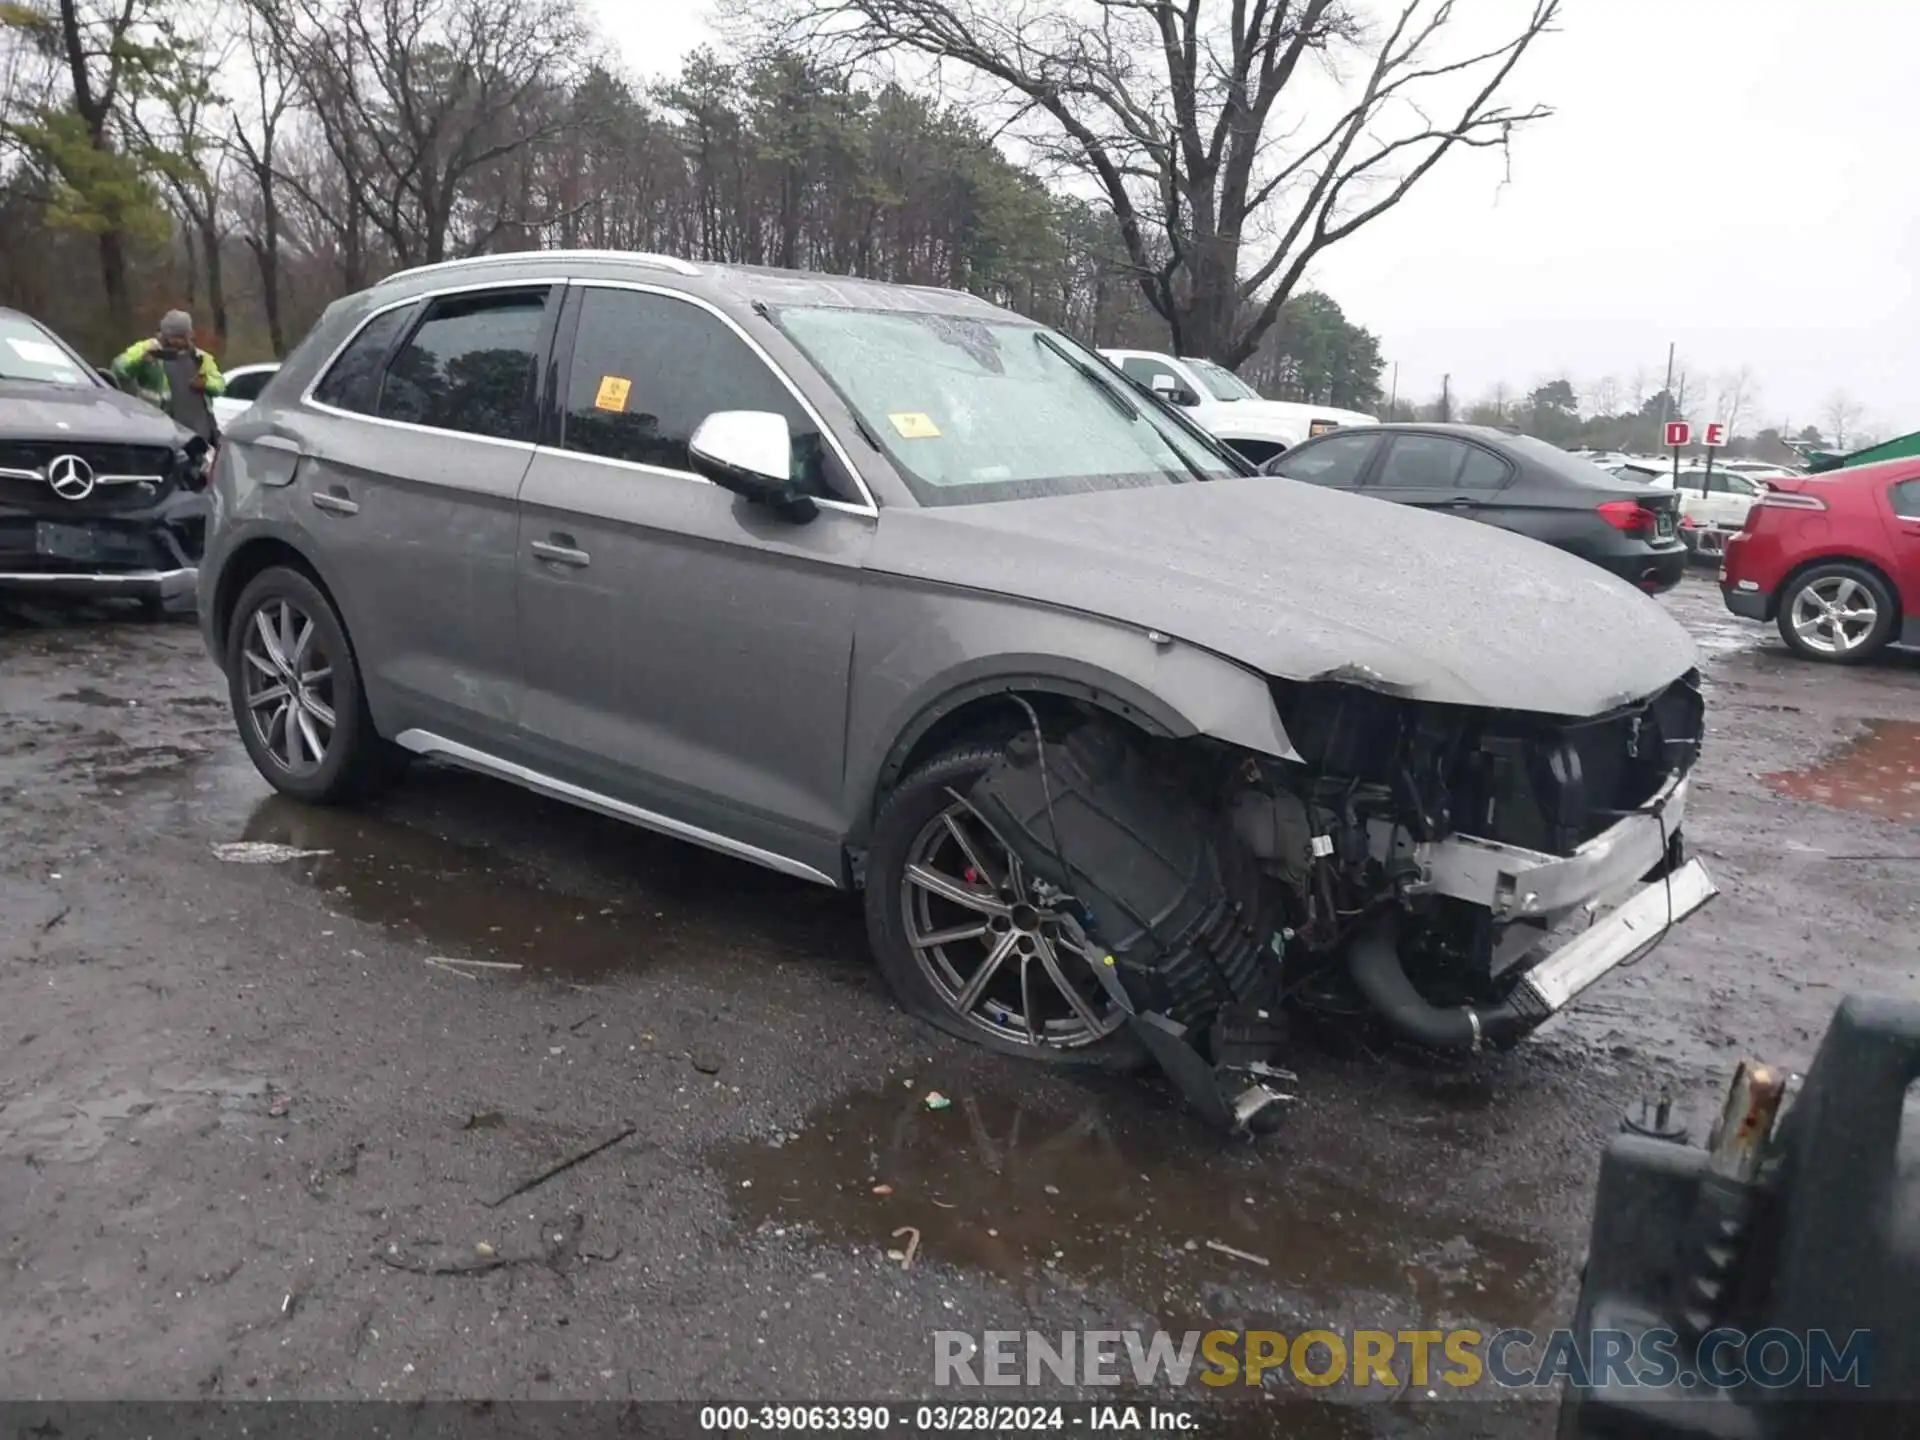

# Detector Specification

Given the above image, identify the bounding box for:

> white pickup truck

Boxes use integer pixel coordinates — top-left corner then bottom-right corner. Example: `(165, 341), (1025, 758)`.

(1099, 348), (1377, 465)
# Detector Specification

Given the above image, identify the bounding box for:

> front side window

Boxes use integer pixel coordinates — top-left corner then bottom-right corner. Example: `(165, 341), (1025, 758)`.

(775, 309), (1234, 506)
(377, 289), (549, 441)
(1269, 432), (1381, 488)
(312, 306), (413, 415)
(1185, 358), (1258, 401)
(562, 288), (839, 499)
(0, 312), (92, 386)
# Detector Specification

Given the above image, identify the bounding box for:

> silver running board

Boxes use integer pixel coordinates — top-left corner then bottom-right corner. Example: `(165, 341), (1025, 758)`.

(392, 729), (840, 889)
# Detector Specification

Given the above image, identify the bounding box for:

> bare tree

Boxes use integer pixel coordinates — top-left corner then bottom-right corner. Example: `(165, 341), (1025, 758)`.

(1714, 364), (1758, 439)
(129, 27), (239, 346)
(1588, 373), (1620, 418)
(1822, 391), (1865, 450)
(749, 0), (1559, 363)
(274, 0), (588, 267)
(229, 0), (301, 354)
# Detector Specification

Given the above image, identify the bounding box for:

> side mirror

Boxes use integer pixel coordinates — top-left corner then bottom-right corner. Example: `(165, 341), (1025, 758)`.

(1149, 375), (1199, 407)
(688, 410), (815, 520)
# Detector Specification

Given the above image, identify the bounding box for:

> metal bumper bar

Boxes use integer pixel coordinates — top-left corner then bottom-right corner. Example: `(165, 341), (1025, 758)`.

(1516, 858), (1718, 1014)
(0, 566), (197, 601)
(1413, 776), (1690, 921)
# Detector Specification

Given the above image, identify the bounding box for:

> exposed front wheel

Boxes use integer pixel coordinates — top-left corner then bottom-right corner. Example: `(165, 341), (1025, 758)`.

(865, 744), (1146, 1069)
(225, 566), (407, 803)
(1776, 562), (1896, 664)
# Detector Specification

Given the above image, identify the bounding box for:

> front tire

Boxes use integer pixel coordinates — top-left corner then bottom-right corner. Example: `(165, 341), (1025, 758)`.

(225, 566), (406, 803)
(1776, 562), (1896, 664)
(865, 743), (1147, 1070)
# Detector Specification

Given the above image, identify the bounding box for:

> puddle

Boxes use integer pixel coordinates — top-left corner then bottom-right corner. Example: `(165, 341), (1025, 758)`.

(226, 787), (865, 984)
(713, 1079), (1559, 1331)
(0, 1069), (275, 1163)
(1764, 720), (1920, 824)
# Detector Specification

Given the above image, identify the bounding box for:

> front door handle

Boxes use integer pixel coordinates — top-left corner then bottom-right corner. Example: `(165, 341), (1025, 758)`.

(311, 489), (358, 516)
(531, 538), (591, 568)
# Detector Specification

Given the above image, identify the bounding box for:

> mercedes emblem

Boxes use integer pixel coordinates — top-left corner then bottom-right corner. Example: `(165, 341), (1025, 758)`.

(46, 453), (96, 501)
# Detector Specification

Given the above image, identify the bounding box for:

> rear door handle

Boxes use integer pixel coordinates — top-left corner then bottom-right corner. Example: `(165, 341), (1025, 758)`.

(531, 537), (591, 567)
(311, 488), (358, 516)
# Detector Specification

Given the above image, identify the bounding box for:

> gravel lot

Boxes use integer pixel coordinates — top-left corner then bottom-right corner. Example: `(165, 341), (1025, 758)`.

(2, 574), (1915, 1433)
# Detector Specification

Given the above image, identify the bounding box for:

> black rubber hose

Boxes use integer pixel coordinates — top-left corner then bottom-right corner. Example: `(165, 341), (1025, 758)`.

(1345, 915), (1534, 1051)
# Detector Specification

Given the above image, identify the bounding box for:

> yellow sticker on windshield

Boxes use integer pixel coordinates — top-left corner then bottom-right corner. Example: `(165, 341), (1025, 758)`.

(888, 411), (941, 439)
(595, 376), (631, 412)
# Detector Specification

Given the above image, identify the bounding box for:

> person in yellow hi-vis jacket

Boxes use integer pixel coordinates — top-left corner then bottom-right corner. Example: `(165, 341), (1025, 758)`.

(111, 309), (225, 440)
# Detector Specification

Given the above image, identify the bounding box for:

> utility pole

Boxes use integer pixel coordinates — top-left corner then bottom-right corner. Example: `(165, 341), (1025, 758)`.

(1388, 362), (1399, 417)
(1439, 373), (1452, 423)
(1659, 342), (1676, 429)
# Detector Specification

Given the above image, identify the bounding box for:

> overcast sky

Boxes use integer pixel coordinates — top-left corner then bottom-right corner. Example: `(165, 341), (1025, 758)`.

(591, 0), (1919, 435)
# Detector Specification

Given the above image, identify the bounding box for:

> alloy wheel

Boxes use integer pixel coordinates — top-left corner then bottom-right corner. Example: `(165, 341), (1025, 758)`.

(240, 597), (336, 775)
(899, 791), (1128, 1051)
(1789, 575), (1878, 656)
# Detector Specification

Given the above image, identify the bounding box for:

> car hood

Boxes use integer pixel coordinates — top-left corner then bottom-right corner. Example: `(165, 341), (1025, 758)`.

(0, 379), (189, 447)
(868, 475), (1697, 718)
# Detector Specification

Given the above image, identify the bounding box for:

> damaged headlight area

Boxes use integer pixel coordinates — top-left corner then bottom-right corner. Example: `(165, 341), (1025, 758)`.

(966, 674), (1714, 1133)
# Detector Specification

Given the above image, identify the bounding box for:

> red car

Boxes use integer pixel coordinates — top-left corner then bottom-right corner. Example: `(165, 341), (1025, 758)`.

(1720, 457), (1920, 663)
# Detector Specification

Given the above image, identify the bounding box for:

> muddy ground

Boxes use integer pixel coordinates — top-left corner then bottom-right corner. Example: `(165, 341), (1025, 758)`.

(0, 576), (1915, 1432)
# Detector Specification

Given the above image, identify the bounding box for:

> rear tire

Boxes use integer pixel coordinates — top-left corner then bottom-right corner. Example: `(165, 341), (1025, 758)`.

(866, 742), (1148, 1071)
(1775, 561), (1896, 664)
(225, 566), (408, 803)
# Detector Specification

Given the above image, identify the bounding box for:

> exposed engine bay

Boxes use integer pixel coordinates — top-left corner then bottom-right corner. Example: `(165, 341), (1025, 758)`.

(967, 674), (1716, 1132)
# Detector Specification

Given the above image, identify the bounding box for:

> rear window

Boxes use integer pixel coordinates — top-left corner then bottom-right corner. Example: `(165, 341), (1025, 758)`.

(1501, 432), (1638, 489)
(1891, 479), (1920, 519)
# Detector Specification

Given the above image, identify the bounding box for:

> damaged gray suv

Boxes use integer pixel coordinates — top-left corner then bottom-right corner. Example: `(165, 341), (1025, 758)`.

(199, 252), (1715, 1128)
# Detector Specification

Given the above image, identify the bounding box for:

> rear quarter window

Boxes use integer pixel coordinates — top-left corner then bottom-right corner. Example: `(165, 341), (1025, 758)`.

(311, 306), (413, 414)
(1890, 479), (1920, 519)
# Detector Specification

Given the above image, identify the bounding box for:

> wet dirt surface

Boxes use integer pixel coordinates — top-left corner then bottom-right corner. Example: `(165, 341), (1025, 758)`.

(2, 578), (1917, 1430)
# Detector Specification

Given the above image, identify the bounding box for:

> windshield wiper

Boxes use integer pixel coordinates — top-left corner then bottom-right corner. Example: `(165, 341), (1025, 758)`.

(1031, 331), (1220, 485)
(1033, 332), (1137, 421)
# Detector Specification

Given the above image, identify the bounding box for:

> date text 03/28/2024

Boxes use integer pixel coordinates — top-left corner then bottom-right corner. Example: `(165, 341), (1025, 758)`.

(698, 1405), (1197, 1432)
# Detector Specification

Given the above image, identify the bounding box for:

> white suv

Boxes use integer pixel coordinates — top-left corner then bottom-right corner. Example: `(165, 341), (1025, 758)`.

(1100, 348), (1377, 465)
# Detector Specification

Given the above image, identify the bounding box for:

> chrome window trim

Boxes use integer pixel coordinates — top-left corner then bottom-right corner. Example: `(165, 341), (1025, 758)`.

(296, 273), (883, 516)
(559, 279), (879, 517)
(393, 728), (839, 888)
(298, 276), (567, 451)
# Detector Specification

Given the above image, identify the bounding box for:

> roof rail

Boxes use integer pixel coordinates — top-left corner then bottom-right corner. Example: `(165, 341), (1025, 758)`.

(376, 250), (700, 286)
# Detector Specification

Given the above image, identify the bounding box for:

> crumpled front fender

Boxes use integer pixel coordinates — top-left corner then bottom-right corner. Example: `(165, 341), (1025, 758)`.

(843, 579), (1297, 845)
